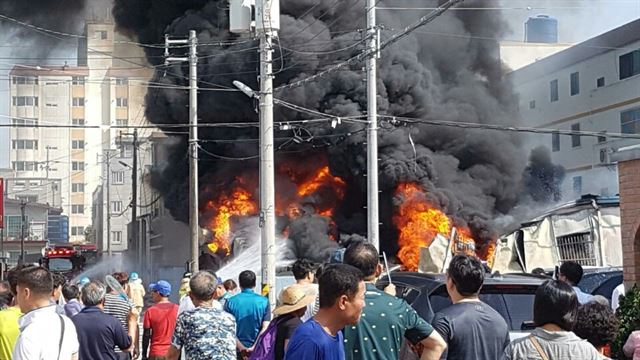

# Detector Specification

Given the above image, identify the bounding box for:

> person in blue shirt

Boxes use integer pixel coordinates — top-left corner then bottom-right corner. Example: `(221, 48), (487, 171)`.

(285, 264), (366, 360)
(224, 270), (271, 356)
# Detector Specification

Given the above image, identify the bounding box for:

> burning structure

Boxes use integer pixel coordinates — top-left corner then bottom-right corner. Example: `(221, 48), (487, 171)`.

(104, 0), (565, 270)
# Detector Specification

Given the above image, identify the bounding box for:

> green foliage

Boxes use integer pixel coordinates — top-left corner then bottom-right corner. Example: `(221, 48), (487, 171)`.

(613, 286), (640, 359)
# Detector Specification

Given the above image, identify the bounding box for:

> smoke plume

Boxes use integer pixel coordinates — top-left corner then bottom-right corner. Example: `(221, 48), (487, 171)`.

(112, 0), (563, 261)
(523, 146), (565, 203)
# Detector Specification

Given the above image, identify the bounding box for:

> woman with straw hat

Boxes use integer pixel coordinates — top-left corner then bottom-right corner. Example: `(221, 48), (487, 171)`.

(249, 285), (316, 360)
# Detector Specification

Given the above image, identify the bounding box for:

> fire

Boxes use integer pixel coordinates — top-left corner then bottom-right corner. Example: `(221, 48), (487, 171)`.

(297, 166), (346, 199)
(208, 187), (258, 255)
(395, 183), (452, 270)
(394, 183), (479, 271)
(204, 163), (346, 256)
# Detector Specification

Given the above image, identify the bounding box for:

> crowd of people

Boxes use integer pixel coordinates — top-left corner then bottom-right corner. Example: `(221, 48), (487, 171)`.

(0, 248), (637, 359)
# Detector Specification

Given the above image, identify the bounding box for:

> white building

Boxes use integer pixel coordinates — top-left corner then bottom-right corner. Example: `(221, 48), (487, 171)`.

(509, 19), (640, 198)
(7, 17), (153, 243)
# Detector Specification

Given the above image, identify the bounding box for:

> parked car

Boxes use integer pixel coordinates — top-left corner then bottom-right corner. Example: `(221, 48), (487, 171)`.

(377, 272), (545, 340)
(578, 267), (622, 302)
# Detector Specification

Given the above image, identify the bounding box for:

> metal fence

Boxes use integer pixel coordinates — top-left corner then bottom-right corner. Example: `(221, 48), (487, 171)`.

(556, 232), (598, 266)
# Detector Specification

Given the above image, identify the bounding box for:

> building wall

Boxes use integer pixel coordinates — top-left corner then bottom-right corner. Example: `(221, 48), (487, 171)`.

(617, 158), (640, 285)
(511, 38), (640, 199)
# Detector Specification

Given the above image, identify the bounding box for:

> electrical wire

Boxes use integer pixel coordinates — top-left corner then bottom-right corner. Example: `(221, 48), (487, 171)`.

(379, 115), (640, 141)
(276, 0), (464, 91)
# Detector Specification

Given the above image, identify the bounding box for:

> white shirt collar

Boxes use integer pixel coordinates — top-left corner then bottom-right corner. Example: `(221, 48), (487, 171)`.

(18, 304), (58, 331)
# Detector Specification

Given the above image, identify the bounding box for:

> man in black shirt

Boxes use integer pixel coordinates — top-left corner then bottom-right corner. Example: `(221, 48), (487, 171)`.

(272, 285), (315, 360)
(433, 254), (509, 360)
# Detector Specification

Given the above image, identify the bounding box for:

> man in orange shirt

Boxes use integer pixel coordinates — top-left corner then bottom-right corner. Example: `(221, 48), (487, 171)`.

(142, 280), (179, 360)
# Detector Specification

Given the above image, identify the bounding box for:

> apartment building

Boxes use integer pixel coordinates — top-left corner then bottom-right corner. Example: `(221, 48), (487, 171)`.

(7, 17), (153, 243)
(510, 19), (640, 198)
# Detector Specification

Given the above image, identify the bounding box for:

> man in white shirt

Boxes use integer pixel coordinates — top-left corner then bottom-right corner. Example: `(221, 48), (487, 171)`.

(558, 261), (595, 305)
(612, 283), (625, 312)
(279, 259), (318, 321)
(13, 266), (79, 360)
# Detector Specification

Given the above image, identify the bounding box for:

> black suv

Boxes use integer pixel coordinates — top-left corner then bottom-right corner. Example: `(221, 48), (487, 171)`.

(377, 272), (545, 340)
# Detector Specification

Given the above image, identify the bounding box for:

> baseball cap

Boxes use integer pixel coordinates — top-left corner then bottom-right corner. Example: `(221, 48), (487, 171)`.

(150, 280), (172, 297)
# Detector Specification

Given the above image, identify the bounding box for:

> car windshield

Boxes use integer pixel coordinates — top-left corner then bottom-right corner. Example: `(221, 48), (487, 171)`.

(429, 288), (536, 331)
(48, 258), (73, 271)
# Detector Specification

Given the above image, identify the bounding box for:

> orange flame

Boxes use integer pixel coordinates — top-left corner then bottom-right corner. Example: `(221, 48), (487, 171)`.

(394, 183), (480, 271)
(204, 164), (346, 255)
(394, 183), (451, 271)
(208, 187), (258, 255)
(297, 166), (346, 199)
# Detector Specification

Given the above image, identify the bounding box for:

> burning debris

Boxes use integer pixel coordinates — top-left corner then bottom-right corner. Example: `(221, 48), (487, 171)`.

(111, 0), (565, 269)
(394, 183), (476, 271)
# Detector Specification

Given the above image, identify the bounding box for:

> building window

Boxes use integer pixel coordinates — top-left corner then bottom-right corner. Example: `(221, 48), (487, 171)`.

(12, 76), (38, 85)
(570, 72), (579, 96)
(72, 205), (84, 214)
(116, 97), (128, 107)
(111, 201), (123, 214)
(120, 145), (133, 158)
(72, 161), (85, 171)
(11, 118), (37, 126)
(112, 171), (125, 184)
(115, 77), (128, 86)
(72, 118), (85, 125)
(529, 100), (536, 109)
(621, 108), (640, 134)
(71, 140), (85, 149)
(620, 49), (640, 80)
(71, 76), (85, 85)
(71, 226), (85, 236)
(596, 77), (605, 88)
(552, 132), (560, 152)
(550, 79), (559, 102)
(5, 216), (24, 238)
(16, 195), (37, 203)
(115, 119), (128, 127)
(571, 123), (581, 147)
(12, 96), (38, 106)
(72, 183), (84, 193)
(95, 30), (108, 40)
(72, 97), (85, 107)
(111, 231), (123, 244)
(12, 161), (38, 171)
(12, 140), (38, 150)
(573, 176), (582, 195)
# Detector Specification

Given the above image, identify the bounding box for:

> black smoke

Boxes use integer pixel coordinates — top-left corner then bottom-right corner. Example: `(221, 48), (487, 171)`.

(523, 146), (566, 203)
(0, 0), (90, 58)
(112, 0), (563, 262)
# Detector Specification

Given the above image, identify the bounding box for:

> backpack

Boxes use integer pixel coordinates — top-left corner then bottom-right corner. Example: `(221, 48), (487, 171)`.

(248, 316), (289, 360)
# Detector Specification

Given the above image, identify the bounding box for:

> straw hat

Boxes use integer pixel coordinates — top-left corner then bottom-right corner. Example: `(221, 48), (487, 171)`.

(273, 285), (316, 316)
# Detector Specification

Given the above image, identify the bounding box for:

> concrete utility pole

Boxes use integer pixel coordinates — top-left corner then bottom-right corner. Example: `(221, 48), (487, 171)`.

(366, 0), (379, 250)
(188, 30), (199, 273)
(257, 0), (278, 309)
(132, 129), (139, 266)
(105, 150), (113, 258)
(19, 200), (25, 265)
(164, 31), (199, 272)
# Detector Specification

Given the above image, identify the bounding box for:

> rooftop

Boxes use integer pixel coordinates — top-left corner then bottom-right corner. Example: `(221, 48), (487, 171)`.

(510, 18), (640, 83)
(10, 65), (89, 77)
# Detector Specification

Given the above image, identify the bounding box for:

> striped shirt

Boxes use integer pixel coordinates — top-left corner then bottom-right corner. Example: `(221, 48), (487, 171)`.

(103, 293), (135, 353)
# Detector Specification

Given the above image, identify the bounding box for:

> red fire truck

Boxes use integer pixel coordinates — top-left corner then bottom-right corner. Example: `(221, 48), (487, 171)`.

(41, 243), (99, 279)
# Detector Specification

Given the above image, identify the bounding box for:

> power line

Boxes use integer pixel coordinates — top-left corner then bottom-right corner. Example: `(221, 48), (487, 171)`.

(379, 115), (640, 141)
(276, 0), (465, 91)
